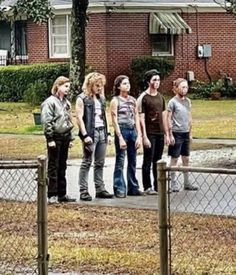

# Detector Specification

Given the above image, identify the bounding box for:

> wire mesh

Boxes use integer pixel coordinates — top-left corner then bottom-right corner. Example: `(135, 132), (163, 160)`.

(167, 167), (236, 275)
(0, 161), (39, 275)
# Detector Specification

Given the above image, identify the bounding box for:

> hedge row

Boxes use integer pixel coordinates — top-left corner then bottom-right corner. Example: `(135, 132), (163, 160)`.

(0, 63), (69, 102)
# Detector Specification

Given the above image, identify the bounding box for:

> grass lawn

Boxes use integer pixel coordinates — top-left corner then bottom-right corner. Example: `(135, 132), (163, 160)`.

(0, 99), (236, 159)
(0, 202), (235, 274)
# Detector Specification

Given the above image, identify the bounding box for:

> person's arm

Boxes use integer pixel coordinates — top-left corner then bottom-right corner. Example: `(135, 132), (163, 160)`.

(189, 100), (193, 141)
(162, 110), (170, 145)
(105, 106), (112, 145)
(41, 101), (56, 147)
(139, 98), (151, 148)
(166, 110), (175, 145)
(134, 101), (142, 149)
(110, 97), (127, 149)
(75, 97), (93, 144)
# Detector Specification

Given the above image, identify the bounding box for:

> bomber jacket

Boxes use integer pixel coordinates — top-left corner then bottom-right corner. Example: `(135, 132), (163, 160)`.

(78, 93), (108, 142)
(41, 95), (74, 142)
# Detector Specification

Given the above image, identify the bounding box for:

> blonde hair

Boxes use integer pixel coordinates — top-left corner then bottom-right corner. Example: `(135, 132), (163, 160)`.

(82, 72), (106, 96)
(173, 78), (188, 94)
(51, 76), (70, 95)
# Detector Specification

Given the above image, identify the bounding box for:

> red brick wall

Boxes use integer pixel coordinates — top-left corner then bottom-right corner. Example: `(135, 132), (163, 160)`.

(26, 11), (236, 94)
(27, 21), (48, 63)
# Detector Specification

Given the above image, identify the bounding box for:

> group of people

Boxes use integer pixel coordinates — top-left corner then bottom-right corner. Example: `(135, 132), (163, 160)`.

(41, 69), (198, 204)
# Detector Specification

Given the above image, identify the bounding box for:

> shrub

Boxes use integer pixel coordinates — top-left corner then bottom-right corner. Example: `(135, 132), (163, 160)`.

(23, 80), (49, 106)
(130, 56), (175, 96)
(0, 63), (69, 102)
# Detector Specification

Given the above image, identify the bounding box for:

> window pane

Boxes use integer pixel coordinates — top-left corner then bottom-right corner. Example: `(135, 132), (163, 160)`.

(53, 45), (67, 54)
(0, 21), (11, 51)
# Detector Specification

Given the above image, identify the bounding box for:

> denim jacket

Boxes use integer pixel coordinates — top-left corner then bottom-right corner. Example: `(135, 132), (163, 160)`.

(78, 93), (108, 142)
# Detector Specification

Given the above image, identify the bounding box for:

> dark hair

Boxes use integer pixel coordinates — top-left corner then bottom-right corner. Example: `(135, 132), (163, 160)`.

(112, 75), (129, 96)
(143, 69), (160, 89)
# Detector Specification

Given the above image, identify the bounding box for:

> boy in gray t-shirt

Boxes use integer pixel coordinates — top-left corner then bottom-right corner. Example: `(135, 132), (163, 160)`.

(167, 78), (198, 192)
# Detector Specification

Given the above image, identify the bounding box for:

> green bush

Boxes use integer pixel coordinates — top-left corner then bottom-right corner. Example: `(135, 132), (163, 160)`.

(23, 80), (49, 106)
(0, 63), (69, 102)
(130, 56), (175, 96)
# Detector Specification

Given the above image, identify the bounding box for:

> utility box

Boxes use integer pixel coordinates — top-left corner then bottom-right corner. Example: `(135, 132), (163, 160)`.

(197, 44), (212, 58)
(186, 71), (195, 81)
(203, 44), (212, 58)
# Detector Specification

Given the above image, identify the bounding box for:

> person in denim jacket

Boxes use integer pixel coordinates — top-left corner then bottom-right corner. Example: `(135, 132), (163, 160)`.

(76, 72), (113, 201)
(110, 75), (143, 198)
(41, 76), (76, 204)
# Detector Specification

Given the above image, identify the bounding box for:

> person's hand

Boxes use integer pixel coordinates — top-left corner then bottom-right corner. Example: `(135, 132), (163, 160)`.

(69, 142), (73, 148)
(48, 141), (56, 148)
(189, 133), (193, 143)
(135, 135), (142, 149)
(165, 134), (171, 146)
(170, 134), (175, 145)
(143, 136), (151, 148)
(84, 136), (93, 144)
(107, 135), (112, 145)
(119, 136), (127, 150)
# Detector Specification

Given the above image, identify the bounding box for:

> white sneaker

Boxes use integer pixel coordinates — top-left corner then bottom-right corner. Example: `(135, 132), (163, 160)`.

(145, 188), (158, 195)
(171, 183), (180, 193)
(48, 196), (58, 204)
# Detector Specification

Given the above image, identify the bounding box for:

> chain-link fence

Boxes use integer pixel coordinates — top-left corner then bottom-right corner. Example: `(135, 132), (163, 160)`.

(0, 157), (48, 275)
(157, 161), (236, 275)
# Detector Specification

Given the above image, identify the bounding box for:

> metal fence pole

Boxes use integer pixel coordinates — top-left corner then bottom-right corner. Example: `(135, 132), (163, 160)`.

(37, 155), (49, 275)
(157, 160), (168, 275)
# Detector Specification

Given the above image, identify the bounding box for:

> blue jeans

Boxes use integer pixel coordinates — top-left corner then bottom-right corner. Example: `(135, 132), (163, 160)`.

(79, 128), (107, 194)
(142, 134), (164, 191)
(113, 127), (140, 195)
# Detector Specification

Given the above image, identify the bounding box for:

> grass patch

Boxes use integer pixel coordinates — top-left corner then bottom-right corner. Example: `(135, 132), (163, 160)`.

(0, 100), (236, 159)
(0, 202), (235, 274)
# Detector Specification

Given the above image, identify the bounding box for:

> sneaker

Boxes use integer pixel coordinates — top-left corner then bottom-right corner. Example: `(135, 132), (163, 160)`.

(96, 190), (113, 199)
(114, 192), (126, 198)
(171, 182), (180, 193)
(80, 192), (92, 201)
(48, 196), (58, 204)
(184, 184), (198, 191)
(58, 195), (76, 203)
(127, 190), (144, 196)
(144, 187), (158, 195)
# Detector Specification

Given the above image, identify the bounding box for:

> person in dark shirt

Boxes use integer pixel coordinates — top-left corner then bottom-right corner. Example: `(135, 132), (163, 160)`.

(137, 69), (169, 195)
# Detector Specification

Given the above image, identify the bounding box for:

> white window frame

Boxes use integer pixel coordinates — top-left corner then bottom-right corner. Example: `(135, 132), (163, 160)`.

(151, 34), (174, 57)
(48, 14), (71, 58)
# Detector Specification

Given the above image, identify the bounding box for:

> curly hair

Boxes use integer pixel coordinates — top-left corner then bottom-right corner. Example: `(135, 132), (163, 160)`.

(82, 72), (106, 96)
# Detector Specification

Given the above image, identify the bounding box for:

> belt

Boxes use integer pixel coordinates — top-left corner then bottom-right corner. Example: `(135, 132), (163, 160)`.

(119, 124), (135, 130)
(95, 126), (105, 131)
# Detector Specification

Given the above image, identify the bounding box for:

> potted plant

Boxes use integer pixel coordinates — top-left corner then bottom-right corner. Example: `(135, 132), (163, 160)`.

(210, 79), (223, 100)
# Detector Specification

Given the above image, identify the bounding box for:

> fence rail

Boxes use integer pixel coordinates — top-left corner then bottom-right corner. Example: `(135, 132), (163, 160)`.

(157, 161), (236, 275)
(0, 156), (48, 275)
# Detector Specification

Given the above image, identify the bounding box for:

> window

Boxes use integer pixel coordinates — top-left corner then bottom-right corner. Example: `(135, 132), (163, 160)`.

(15, 21), (27, 56)
(151, 34), (174, 56)
(49, 15), (71, 58)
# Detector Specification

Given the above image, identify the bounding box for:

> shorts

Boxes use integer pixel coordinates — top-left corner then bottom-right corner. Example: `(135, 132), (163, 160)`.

(168, 132), (190, 158)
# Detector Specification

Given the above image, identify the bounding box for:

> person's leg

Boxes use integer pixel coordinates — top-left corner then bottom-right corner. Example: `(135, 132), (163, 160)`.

(168, 132), (182, 192)
(152, 134), (164, 191)
(79, 142), (93, 200)
(57, 137), (70, 198)
(142, 134), (155, 191)
(126, 129), (141, 195)
(93, 129), (113, 198)
(47, 140), (60, 199)
(113, 128), (127, 197)
(181, 134), (198, 191)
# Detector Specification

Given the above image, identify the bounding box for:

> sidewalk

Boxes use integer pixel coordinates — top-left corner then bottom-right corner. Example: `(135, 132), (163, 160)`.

(66, 144), (236, 212)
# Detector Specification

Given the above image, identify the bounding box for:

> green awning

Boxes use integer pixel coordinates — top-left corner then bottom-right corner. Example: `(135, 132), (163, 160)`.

(149, 12), (192, 35)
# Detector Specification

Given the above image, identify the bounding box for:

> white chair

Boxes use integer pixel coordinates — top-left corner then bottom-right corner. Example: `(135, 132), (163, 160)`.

(0, 50), (8, 66)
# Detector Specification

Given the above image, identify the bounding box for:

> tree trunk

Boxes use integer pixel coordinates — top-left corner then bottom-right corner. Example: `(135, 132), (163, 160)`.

(70, 0), (88, 97)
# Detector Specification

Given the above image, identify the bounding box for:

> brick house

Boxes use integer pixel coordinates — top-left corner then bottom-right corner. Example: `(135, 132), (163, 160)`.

(0, 0), (236, 92)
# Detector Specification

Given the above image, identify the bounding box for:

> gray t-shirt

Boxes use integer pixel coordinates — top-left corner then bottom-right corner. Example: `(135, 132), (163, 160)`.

(117, 95), (136, 128)
(167, 96), (191, 133)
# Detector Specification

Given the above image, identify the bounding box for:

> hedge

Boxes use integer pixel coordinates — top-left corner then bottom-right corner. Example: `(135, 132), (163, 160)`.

(0, 63), (69, 102)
